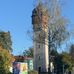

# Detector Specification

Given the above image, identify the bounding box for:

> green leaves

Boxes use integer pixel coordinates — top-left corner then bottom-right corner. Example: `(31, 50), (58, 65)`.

(0, 47), (12, 74)
(61, 52), (73, 70)
(54, 51), (73, 73)
(0, 31), (12, 51)
(23, 47), (33, 57)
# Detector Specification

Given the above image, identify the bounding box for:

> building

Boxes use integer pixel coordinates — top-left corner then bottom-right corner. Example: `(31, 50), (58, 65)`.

(32, 3), (49, 72)
(14, 56), (33, 71)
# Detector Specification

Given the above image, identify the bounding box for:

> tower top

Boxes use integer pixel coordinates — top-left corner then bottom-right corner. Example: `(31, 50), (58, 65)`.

(32, 3), (48, 17)
(32, 3), (49, 31)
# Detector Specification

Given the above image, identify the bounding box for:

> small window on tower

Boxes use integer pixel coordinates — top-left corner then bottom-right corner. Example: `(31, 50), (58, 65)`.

(39, 45), (40, 48)
(39, 56), (40, 60)
(39, 34), (40, 38)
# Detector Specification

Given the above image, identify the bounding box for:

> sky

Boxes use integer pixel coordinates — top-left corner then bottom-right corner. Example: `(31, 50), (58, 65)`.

(0, 0), (74, 55)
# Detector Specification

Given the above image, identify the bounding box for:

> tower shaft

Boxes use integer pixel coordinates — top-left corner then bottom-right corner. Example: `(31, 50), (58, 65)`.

(32, 3), (49, 72)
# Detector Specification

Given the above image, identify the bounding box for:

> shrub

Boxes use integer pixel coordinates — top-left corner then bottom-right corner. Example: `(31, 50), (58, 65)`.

(0, 46), (13, 74)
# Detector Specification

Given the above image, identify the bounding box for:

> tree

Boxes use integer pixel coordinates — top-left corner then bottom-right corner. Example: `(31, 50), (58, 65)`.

(48, 0), (69, 51)
(23, 47), (33, 58)
(61, 52), (74, 74)
(69, 44), (74, 67)
(32, 0), (69, 51)
(53, 52), (73, 74)
(0, 46), (13, 74)
(69, 44), (74, 59)
(33, 0), (69, 70)
(54, 53), (63, 74)
(0, 31), (12, 51)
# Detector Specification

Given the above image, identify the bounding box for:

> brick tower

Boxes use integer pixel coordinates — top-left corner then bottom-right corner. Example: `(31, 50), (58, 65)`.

(32, 3), (49, 72)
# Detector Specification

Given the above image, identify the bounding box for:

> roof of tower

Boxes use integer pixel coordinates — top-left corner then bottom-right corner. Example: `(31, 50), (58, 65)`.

(32, 3), (48, 16)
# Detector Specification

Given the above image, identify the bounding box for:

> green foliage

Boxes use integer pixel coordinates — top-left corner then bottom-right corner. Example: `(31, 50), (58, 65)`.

(23, 47), (33, 57)
(28, 70), (38, 74)
(61, 52), (73, 70)
(0, 46), (12, 74)
(53, 51), (73, 73)
(70, 44), (74, 59)
(69, 44), (74, 70)
(54, 53), (63, 74)
(0, 31), (12, 51)
(50, 49), (58, 56)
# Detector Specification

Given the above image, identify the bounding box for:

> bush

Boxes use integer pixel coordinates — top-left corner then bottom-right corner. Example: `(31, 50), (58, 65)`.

(0, 47), (13, 74)
(28, 70), (38, 74)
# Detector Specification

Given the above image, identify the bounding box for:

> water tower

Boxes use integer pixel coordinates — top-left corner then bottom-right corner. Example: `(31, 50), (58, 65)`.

(32, 3), (49, 72)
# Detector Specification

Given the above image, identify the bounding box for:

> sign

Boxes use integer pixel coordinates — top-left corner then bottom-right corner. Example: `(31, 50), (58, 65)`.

(20, 63), (28, 74)
(13, 62), (28, 74)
